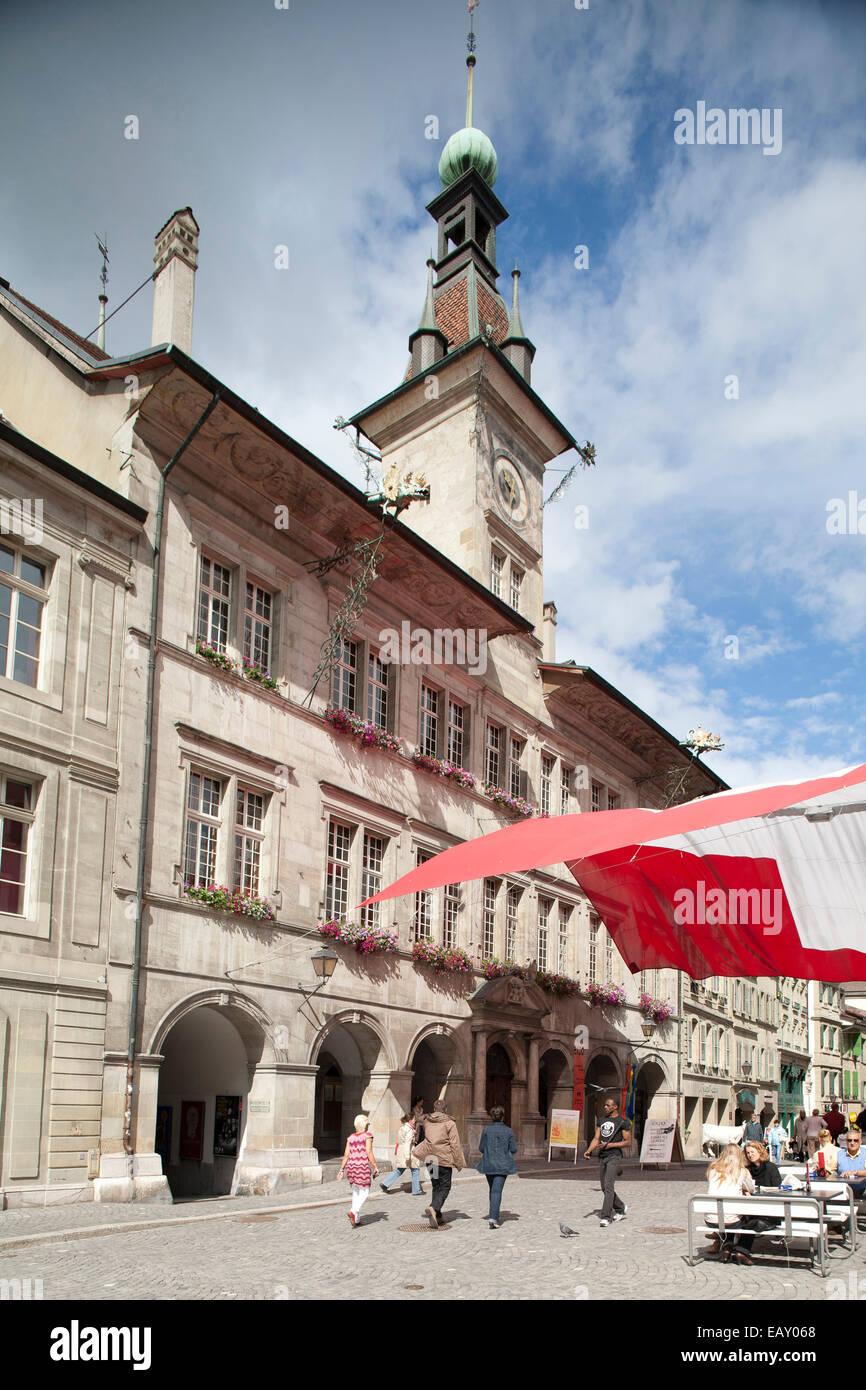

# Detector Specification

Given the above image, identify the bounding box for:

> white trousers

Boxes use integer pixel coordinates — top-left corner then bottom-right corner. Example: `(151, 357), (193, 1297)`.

(351, 1185), (370, 1217)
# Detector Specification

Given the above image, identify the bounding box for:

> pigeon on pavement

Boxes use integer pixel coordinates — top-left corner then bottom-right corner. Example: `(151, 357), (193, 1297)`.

(559, 1222), (579, 1238)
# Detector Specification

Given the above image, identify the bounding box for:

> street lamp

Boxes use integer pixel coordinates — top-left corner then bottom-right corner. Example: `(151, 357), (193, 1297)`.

(742, 1061), (752, 1078)
(640, 1020), (655, 1040)
(297, 943), (338, 1005)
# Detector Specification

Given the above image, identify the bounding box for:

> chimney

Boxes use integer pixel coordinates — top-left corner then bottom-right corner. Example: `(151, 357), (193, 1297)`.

(542, 601), (557, 662)
(151, 207), (199, 353)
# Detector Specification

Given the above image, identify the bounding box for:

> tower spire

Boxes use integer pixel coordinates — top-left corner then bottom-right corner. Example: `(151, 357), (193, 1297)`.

(466, 0), (479, 125)
(502, 261), (536, 383)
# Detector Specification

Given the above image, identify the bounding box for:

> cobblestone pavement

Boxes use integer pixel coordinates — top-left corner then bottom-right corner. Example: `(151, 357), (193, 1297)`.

(0, 1166), (863, 1301)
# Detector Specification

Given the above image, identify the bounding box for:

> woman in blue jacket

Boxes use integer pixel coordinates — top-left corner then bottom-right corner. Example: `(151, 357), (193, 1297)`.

(477, 1106), (518, 1229)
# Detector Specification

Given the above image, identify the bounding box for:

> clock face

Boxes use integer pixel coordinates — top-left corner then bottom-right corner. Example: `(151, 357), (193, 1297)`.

(493, 457), (529, 524)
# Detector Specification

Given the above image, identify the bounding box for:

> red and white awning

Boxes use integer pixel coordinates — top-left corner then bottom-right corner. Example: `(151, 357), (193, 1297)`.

(362, 763), (866, 980)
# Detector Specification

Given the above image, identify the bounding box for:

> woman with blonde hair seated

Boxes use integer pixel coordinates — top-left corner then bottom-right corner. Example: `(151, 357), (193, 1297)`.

(703, 1143), (755, 1257)
(812, 1127), (839, 1175)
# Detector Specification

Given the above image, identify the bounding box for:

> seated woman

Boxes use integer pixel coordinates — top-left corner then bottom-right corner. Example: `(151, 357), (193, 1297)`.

(811, 1127), (839, 1175)
(728, 1139), (783, 1264)
(704, 1143), (755, 1258)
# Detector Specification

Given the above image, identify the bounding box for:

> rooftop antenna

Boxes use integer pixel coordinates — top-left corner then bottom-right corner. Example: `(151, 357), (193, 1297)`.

(95, 233), (109, 351)
(466, 0), (479, 126)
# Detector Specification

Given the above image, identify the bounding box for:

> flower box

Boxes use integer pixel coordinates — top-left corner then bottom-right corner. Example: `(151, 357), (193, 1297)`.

(318, 919), (398, 955)
(411, 940), (473, 976)
(410, 751), (477, 789)
(535, 969), (581, 997)
(638, 991), (675, 1023)
(324, 706), (402, 752)
(584, 980), (627, 1007)
(195, 638), (235, 672)
(241, 656), (280, 690)
(484, 785), (536, 817)
(183, 883), (276, 922)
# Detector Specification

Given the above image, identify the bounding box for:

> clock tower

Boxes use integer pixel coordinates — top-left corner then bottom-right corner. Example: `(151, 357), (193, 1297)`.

(347, 53), (578, 643)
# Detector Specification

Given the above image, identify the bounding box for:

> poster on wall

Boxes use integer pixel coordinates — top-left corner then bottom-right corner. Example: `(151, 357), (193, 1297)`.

(548, 1109), (581, 1162)
(155, 1106), (172, 1166)
(213, 1095), (241, 1157)
(180, 1100), (205, 1161)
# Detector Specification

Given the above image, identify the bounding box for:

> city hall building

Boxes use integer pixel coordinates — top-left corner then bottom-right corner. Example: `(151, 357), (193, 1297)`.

(1, 74), (755, 1206)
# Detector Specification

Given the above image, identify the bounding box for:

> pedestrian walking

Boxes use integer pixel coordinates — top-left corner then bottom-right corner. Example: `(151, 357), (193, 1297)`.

(584, 1094), (631, 1227)
(703, 1144), (755, 1258)
(824, 1102), (845, 1141)
(477, 1105), (517, 1229)
(805, 1109), (823, 1157)
(411, 1097), (465, 1229)
(337, 1113), (379, 1227)
(763, 1115), (788, 1163)
(380, 1114), (424, 1196)
(792, 1109), (808, 1160)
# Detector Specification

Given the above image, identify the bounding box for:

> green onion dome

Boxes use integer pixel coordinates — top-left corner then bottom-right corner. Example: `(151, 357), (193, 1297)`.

(438, 126), (499, 189)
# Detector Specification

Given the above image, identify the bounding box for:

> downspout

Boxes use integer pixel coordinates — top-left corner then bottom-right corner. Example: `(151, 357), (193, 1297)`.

(122, 389), (221, 1171)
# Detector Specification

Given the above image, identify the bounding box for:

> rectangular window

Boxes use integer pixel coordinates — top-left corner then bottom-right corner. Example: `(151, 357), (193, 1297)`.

(420, 684), (439, 757)
(360, 832), (384, 928)
(607, 791), (620, 812)
(506, 886), (520, 960)
(443, 881), (460, 948)
(509, 737), (523, 799)
(483, 879), (498, 958)
(558, 903), (570, 973)
(447, 699), (466, 765)
(540, 754), (553, 816)
(589, 913), (599, 978)
(490, 550), (504, 599)
(0, 544), (48, 688)
(243, 581), (273, 671)
(413, 849), (433, 941)
(560, 765), (571, 816)
(509, 566), (523, 613)
(605, 927), (613, 980)
(591, 782), (602, 812)
(485, 722), (502, 788)
(184, 771), (222, 887)
(367, 651), (389, 730)
(325, 820), (353, 920)
(537, 896), (551, 970)
(0, 776), (33, 915)
(197, 555), (231, 653)
(713, 1029), (720, 1068)
(331, 638), (358, 713)
(234, 787), (264, 897)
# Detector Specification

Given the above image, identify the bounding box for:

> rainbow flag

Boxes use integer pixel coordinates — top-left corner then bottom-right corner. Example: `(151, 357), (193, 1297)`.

(623, 1062), (636, 1124)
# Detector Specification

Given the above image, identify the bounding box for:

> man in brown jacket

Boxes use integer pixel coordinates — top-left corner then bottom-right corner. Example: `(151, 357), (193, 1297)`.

(411, 1097), (465, 1228)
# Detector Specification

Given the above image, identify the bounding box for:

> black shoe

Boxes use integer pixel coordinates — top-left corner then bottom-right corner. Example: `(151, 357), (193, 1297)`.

(425, 1205), (438, 1230)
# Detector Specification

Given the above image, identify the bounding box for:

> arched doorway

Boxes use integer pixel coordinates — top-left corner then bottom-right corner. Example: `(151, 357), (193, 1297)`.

(485, 1042), (514, 1126)
(584, 1052), (619, 1141)
(156, 1004), (255, 1198)
(312, 1016), (394, 1157)
(539, 1048), (570, 1132)
(634, 1060), (666, 1150)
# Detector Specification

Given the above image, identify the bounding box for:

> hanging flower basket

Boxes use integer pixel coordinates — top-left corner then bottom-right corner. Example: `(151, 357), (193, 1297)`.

(412, 940), (473, 976)
(183, 883), (276, 922)
(638, 991), (675, 1023)
(318, 919), (398, 955)
(584, 980), (627, 1007)
(411, 751), (477, 789)
(484, 785), (536, 817)
(324, 706), (402, 752)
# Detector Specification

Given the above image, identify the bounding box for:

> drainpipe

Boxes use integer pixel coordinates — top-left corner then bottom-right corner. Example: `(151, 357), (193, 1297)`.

(122, 389), (221, 1172)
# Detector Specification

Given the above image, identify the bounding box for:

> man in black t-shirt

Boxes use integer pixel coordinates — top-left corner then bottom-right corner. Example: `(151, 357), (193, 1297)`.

(585, 1095), (631, 1226)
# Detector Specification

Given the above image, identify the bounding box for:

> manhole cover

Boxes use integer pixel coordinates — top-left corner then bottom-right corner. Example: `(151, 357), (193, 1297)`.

(397, 1222), (452, 1233)
(234, 1214), (280, 1223)
(640, 1226), (686, 1235)
(404, 1284), (424, 1290)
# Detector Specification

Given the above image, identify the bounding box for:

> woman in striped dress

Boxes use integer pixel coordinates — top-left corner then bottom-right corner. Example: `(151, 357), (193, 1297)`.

(337, 1114), (379, 1226)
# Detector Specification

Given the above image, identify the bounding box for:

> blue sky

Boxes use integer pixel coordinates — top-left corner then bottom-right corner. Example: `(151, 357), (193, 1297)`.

(2, 0), (865, 789)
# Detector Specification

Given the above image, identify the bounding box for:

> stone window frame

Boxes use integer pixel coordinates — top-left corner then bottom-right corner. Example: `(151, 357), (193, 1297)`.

(174, 741), (281, 908)
(317, 787), (403, 931)
(0, 523), (68, 713)
(186, 523), (293, 687)
(0, 753), (55, 940)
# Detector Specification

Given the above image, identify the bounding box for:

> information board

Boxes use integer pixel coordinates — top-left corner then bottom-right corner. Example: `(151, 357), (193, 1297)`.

(548, 1108), (581, 1162)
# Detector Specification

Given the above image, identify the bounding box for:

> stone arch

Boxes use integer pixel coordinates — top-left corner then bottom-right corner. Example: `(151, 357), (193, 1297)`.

(584, 1049), (622, 1141)
(309, 1009), (395, 1072)
(405, 1021), (471, 1076)
(149, 989), (278, 1067)
(485, 1030), (527, 1082)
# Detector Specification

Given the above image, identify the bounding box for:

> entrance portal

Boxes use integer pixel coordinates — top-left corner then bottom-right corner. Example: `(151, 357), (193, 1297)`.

(584, 1053), (619, 1141)
(634, 1060), (666, 1151)
(485, 1042), (513, 1126)
(312, 1017), (394, 1157)
(156, 1005), (253, 1198)
(539, 1048), (570, 1132)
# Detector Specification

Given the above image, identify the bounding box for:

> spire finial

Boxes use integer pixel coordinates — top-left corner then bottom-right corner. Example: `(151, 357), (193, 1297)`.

(466, 0), (480, 126)
(508, 262), (525, 339)
(95, 232), (109, 351)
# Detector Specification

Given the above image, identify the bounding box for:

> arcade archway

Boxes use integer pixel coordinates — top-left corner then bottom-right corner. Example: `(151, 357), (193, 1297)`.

(584, 1052), (620, 1141)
